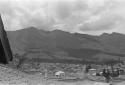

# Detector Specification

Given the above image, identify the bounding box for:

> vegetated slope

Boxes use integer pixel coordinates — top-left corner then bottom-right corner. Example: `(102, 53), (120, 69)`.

(6, 27), (125, 63)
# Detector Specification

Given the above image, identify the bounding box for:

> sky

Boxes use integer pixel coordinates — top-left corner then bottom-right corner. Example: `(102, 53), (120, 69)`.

(0, 0), (125, 35)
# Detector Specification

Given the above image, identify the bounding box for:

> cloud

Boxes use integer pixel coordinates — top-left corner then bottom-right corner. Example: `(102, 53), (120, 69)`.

(50, 0), (88, 21)
(50, 0), (125, 33)
(0, 0), (88, 31)
(53, 1), (73, 19)
(0, 0), (125, 35)
(0, 0), (50, 30)
(79, 14), (123, 31)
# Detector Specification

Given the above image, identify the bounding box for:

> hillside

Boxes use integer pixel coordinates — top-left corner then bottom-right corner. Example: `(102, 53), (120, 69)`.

(6, 27), (125, 63)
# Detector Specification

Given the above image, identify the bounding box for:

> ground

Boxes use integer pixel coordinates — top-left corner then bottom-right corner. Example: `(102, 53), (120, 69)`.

(0, 64), (125, 85)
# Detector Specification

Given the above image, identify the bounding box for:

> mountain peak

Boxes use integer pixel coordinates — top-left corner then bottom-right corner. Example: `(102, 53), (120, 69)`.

(111, 32), (124, 36)
(52, 29), (68, 33)
(7, 27), (125, 63)
(25, 26), (39, 31)
(101, 32), (124, 37)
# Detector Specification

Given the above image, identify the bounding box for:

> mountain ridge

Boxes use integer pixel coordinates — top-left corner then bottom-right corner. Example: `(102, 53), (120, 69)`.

(6, 27), (125, 63)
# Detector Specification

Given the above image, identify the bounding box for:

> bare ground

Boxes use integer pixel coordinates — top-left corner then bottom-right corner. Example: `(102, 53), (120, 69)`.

(0, 65), (125, 85)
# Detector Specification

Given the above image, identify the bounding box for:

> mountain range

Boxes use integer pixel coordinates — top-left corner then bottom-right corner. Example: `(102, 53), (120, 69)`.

(6, 27), (125, 64)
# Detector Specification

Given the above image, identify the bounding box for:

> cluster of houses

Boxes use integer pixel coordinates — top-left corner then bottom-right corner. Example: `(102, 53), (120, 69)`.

(16, 61), (125, 81)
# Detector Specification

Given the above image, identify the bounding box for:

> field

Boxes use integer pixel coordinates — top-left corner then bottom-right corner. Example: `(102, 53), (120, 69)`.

(4, 60), (125, 85)
(1, 63), (125, 85)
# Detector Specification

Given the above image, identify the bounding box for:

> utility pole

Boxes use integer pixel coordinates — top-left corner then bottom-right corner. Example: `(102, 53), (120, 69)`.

(0, 14), (13, 64)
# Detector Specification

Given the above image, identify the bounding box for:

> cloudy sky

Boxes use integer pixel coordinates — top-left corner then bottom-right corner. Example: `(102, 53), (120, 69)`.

(0, 0), (125, 35)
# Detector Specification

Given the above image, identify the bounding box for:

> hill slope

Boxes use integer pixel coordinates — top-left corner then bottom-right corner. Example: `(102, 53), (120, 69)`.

(6, 27), (125, 63)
